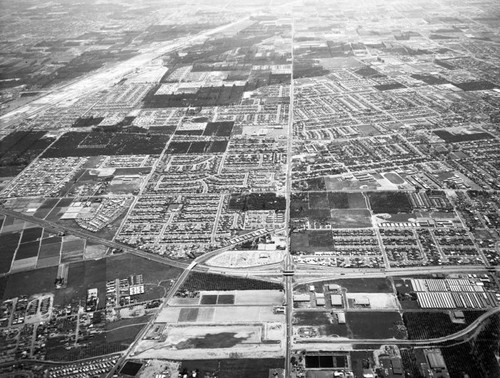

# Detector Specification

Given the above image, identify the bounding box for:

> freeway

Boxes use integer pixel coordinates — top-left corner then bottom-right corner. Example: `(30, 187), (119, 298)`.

(292, 264), (500, 285)
(2, 205), (497, 281)
(0, 206), (190, 271)
(0, 206), (284, 275)
(0, 16), (251, 129)
(284, 9), (296, 378)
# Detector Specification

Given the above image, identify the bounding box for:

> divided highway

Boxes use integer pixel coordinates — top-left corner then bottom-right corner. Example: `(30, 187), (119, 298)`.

(0, 206), (283, 277)
(0, 207), (189, 271)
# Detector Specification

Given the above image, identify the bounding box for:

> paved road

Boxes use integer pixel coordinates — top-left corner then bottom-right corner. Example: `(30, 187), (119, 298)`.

(284, 10), (296, 377)
(292, 265), (499, 285)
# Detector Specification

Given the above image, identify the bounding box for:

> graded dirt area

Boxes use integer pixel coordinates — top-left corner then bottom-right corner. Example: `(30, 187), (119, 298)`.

(131, 324), (285, 360)
(206, 250), (284, 267)
(345, 293), (400, 310)
(234, 290), (284, 305)
(140, 287), (286, 360)
(329, 209), (372, 228)
(138, 360), (180, 378)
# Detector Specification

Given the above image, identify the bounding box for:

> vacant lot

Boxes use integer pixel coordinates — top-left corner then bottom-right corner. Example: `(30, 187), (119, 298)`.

(106, 318), (150, 343)
(55, 259), (106, 307)
(293, 310), (332, 326)
(293, 311), (349, 337)
(337, 278), (393, 293)
(329, 192), (367, 209)
(106, 254), (182, 287)
(330, 209), (372, 228)
(134, 324), (266, 358)
(347, 311), (406, 339)
(368, 192), (412, 213)
(2, 266), (58, 299)
(291, 232), (310, 251)
(309, 192), (329, 209)
(325, 177), (380, 191)
(299, 278), (393, 294)
(291, 231), (335, 253)
(346, 293), (399, 310)
(306, 192), (367, 210)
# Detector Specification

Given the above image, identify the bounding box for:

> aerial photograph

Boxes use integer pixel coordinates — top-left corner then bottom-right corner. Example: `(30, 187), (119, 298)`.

(0, 0), (499, 377)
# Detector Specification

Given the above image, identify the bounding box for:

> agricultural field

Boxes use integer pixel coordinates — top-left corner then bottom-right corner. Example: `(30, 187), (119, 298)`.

(0, 210), (130, 272)
(178, 358), (285, 378)
(1, 266), (58, 300)
(0, 131), (55, 177)
(0, 231), (21, 273)
(404, 311), (485, 340)
(157, 305), (282, 324)
(167, 140), (229, 154)
(439, 315), (500, 378)
(42, 132), (170, 158)
(229, 193), (286, 211)
(178, 272), (283, 293)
